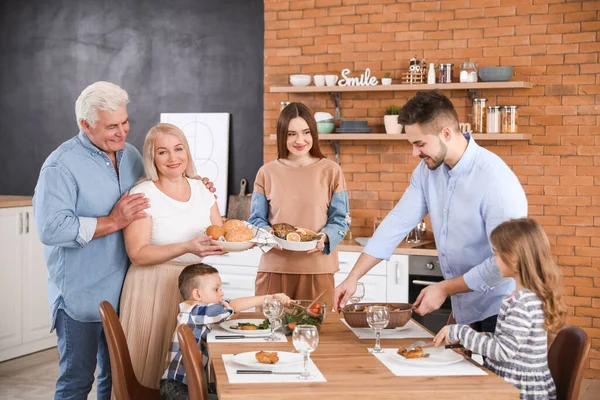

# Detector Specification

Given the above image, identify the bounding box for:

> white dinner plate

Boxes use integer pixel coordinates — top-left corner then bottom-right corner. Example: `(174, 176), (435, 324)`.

(393, 346), (464, 367)
(230, 351), (303, 370)
(219, 319), (271, 335)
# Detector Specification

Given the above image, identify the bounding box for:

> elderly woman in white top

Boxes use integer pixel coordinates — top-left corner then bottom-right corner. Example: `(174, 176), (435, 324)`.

(119, 123), (224, 389)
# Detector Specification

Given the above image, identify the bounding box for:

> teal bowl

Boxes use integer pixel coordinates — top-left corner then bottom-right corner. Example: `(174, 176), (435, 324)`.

(317, 122), (335, 134)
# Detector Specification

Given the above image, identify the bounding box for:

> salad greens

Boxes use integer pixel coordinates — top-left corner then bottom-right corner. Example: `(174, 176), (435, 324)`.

(229, 319), (270, 330)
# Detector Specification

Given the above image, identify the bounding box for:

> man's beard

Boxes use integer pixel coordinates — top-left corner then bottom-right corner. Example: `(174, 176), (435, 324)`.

(421, 138), (447, 170)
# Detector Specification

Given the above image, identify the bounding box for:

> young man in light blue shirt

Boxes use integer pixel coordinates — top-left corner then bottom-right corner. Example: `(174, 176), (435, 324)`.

(334, 91), (527, 333)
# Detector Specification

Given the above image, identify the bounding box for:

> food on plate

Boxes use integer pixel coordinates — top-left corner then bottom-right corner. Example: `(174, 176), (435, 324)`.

(272, 222), (321, 242)
(229, 319), (270, 330)
(255, 351), (279, 364)
(222, 219), (246, 232)
(286, 232), (301, 242)
(272, 223), (297, 239)
(348, 304), (405, 312)
(206, 225), (226, 240)
(225, 226), (254, 242)
(398, 347), (430, 359)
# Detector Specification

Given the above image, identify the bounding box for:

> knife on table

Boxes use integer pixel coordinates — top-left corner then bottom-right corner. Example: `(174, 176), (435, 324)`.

(236, 370), (301, 375)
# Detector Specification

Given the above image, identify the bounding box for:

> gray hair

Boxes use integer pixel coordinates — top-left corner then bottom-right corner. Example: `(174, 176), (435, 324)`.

(75, 81), (129, 130)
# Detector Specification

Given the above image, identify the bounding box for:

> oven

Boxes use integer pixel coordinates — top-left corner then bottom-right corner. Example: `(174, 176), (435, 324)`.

(408, 255), (452, 333)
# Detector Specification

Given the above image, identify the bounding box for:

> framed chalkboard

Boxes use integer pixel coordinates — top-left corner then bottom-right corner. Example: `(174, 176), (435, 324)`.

(0, 0), (264, 197)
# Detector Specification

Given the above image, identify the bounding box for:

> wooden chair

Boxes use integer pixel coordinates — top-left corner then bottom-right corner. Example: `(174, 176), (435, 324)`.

(176, 324), (215, 400)
(98, 301), (160, 400)
(548, 325), (591, 400)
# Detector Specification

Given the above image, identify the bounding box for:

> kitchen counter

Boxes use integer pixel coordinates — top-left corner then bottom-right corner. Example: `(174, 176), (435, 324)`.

(337, 237), (438, 256)
(0, 196), (33, 208)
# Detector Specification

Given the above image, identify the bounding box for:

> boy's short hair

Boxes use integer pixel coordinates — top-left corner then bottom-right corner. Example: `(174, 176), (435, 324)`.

(178, 263), (219, 299)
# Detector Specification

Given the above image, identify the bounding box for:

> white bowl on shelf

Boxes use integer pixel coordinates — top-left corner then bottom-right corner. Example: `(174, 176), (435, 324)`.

(290, 74), (311, 87)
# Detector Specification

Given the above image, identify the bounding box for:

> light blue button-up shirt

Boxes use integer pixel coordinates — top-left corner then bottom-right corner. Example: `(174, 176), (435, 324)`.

(364, 135), (527, 325)
(33, 131), (144, 328)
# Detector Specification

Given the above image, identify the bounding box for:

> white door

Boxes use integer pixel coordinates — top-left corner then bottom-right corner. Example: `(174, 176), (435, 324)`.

(386, 255), (409, 303)
(21, 207), (54, 343)
(0, 207), (23, 351)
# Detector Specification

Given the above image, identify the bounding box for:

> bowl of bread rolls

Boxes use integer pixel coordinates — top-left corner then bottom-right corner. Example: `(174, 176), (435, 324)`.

(206, 219), (255, 252)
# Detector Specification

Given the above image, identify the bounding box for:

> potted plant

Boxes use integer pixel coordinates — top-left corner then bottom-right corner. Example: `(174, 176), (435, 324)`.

(384, 105), (402, 134)
(381, 73), (392, 86)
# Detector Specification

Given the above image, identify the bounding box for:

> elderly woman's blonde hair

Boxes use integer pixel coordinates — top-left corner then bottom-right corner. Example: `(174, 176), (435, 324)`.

(142, 123), (197, 181)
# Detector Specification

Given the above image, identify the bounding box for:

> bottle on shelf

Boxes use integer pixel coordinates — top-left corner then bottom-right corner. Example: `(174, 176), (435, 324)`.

(427, 63), (436, 84)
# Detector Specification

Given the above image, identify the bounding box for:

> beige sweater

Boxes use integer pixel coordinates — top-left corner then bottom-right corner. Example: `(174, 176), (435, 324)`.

(254, 158), (347, 274)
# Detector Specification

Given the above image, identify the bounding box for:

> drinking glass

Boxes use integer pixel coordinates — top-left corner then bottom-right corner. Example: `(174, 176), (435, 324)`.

(292, 325), (319, 380)
(366, 305), (389, 353)
(262, 297), (283, 341)
(349, 282), (365, 304)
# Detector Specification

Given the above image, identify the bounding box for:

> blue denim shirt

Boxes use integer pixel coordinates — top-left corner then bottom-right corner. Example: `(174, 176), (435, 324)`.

(364, 135), (527, 325)
(33, 131), (144, 328)
(249, 191), (350, 255)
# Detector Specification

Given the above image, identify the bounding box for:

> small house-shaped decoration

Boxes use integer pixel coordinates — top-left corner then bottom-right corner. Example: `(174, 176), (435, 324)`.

(402, 56), (427, 84)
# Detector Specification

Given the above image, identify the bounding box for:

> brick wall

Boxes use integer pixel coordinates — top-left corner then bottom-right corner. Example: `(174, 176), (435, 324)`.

(263, 0), (600, 377)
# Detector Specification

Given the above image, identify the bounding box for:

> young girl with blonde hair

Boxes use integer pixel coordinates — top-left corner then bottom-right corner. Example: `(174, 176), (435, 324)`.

(434, 217), (567, 400)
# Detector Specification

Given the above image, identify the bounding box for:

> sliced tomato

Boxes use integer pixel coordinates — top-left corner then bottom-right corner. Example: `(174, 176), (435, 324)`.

(287, 322), (298, 330)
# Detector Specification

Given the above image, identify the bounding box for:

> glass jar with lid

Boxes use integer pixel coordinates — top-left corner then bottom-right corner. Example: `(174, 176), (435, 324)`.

(486, 106), (501, 134)
(460, 62), (478, 83)
(501, 106), (518, 133)
(439, 64), (454, 83)
(472, 99), (487, 133)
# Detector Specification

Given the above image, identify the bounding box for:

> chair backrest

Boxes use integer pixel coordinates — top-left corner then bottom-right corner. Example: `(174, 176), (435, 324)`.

(548, 325), (591, 400)
(99, 301), (159, 400)
(176, 324), (209, 400)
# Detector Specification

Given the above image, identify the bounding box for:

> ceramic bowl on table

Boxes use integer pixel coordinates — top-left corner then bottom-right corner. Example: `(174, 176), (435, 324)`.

(342, 302), (412, 328)
(282, 300), (327, 335)
(478, 66), (514, 82)
(290, 74), (311, 87)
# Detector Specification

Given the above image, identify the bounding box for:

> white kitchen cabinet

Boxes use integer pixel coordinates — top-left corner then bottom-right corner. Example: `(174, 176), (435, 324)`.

(0, 206), (56, 362)
(204, 248), (262, 300)
(385, 254), (409, 303)
(334, 273), (386, 303)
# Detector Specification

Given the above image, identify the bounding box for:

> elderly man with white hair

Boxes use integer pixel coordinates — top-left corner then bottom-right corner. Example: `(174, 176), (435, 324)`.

(33, 81), (164, 399)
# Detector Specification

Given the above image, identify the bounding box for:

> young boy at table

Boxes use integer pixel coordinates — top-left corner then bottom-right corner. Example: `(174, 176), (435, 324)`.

(160, 263), (290, 400)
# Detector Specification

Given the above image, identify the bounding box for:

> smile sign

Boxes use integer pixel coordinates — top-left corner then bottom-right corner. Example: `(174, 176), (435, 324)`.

(338, 68), (378, 86)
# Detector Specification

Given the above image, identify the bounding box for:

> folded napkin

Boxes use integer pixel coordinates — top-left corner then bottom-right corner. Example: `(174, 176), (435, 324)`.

(341, 318), (433, 339)
(247, 224), (279, 253)
(371, 348), (487, 377)
(222, 354), (327, 383)
(207, 326), (287, 343)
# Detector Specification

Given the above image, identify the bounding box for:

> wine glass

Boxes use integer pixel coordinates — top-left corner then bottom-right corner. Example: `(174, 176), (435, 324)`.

(366, 305), (389, 353)
(292, 325), (319, 380)
(349, 282), (365, 304)
(262, 297), (283, 341)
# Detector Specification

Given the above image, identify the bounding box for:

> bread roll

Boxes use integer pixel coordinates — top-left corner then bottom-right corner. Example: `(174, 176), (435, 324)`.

(206, 225), (226, 240)
(223, 219), (246, 232)
(225, 226), (253, 242)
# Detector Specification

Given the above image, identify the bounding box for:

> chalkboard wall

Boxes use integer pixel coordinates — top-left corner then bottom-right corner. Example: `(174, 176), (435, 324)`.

(0, 0), (264, 197)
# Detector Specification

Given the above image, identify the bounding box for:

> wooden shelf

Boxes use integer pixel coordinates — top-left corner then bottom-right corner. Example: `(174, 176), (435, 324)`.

(270, 81), (533, 93)
(268, 133), (532, 141)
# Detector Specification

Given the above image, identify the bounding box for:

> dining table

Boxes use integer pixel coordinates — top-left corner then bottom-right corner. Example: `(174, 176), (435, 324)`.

(207, 312), (519, 399)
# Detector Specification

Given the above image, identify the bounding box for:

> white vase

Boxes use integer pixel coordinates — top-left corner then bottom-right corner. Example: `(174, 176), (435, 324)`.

(381, 77), (392, 85)
(384, 115), (402, 134)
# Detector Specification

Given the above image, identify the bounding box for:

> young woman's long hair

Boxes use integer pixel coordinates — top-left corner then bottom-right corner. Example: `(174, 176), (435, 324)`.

(276, 102), (324, 159)
(490, 218), (567, 332)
